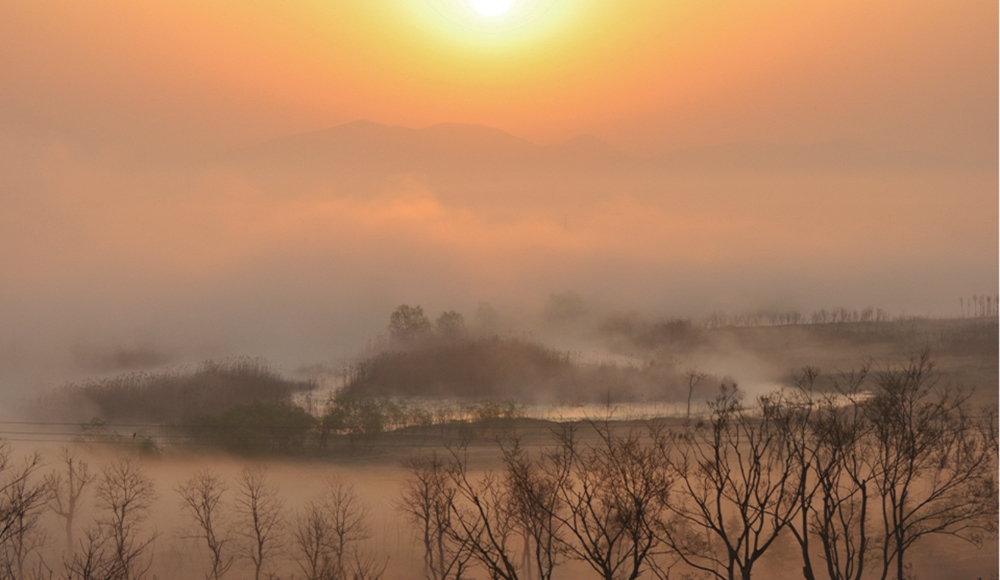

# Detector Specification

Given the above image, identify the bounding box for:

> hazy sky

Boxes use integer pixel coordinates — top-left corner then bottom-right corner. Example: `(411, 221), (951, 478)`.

(0, 0), (996, 393)
(1, 0), (996, 157)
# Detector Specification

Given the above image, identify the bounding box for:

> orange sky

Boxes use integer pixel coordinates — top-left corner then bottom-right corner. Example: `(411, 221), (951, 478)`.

(1, 0), (995, 157)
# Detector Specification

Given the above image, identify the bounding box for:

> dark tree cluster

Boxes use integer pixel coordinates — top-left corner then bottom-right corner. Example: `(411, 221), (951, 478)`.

(388, 305), (469, 347)
(346, 305), (701, 402)
(343, 336), (575, 401)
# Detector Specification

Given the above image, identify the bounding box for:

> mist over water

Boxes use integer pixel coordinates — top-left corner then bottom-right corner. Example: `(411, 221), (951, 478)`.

(1, 127), (995, 406)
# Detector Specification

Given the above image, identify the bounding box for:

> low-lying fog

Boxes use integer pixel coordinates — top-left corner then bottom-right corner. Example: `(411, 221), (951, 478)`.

(1, 125), (996, 406)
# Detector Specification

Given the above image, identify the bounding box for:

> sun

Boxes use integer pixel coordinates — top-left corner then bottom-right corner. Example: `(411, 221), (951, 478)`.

(469, 0), (515, 17)
(406, 0), (574, 50)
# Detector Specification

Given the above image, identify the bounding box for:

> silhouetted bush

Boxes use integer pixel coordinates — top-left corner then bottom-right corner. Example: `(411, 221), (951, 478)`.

(184, 401), (317, 455)
(321, 395), (396, 447)
(36, 358), (315, 424)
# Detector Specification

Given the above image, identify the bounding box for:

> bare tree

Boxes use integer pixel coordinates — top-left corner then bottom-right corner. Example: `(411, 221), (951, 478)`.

(178, 470), (233, 580)
(540, 423), (672, 580)
(294, 500), (336, 580)
(0, 444), (50, 580)
(783, 365), (875, 580)
(46, 447), (95, 555)
(1, 477), (50, 580)
(325, 480), (371, 578)
(498, 438), (564, 580)
(660, 384), (799, 580)
(442, 425), (672, 580)
(863, 351), (997, 580)
(91, 455), (157, 580)
(765, 352), (998, 580)
(64, 526), (120, 580)
(444, 442), (526, 580)
(685, 370), (708, 423)
(233, 466), (283, 580)
(346, 549), (387, 580)
(399, 454), (472, 580)
(292, 479), (384, 580)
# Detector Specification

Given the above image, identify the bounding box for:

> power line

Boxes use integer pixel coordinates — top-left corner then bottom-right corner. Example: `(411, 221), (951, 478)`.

(0, 420), (322, 432)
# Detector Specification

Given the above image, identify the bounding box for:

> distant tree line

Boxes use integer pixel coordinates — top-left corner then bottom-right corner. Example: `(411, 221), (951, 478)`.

(600, 307), (998, 359)
(959, 294), (999, 319)
(698, 298), (1000, 330)
(700, 306), (895, 329)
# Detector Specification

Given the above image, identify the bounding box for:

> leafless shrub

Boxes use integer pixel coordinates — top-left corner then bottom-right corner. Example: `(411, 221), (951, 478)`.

(97, 455), (157, 580)
(294, 501), (336, 580)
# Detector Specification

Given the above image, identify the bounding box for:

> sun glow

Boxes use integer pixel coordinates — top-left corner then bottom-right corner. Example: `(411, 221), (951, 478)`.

(407, 0), (580, 49)
(469, 0), (515, 17)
